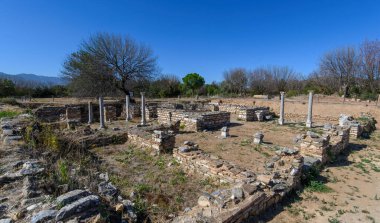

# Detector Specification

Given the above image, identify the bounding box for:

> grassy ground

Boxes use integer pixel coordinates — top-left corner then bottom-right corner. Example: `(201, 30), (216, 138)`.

(0, 110), (20, 118)
(93, 144), (228, 222)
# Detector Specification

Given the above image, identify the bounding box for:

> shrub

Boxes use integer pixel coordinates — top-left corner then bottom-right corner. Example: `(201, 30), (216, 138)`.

(306, 180), (333, 193)
(0, 98), (19, 106)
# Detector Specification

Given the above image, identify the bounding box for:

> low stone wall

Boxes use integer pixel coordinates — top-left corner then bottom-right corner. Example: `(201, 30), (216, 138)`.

(35, 106), (67, 122)
(198, 111), (230, 130)
(128, 124), (178, 153)
(218, 104), (247, 114)
(35, 103), (123, 123)
(146, 105), (158, 121)
(157, 108), (230, 132)
(294, 126), (350, 164)
(238, 107), (271, 121)
(173, 147), (255, 184)
(173, 146), (303, 223)
(104, 106), (117, 121)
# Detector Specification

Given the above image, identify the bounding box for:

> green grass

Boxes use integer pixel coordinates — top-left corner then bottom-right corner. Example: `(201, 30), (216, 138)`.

(306, 180), (333, 193)
(0, 110), (19, 118)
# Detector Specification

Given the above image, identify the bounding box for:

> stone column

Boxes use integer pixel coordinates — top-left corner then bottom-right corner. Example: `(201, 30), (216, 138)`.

(125, 95), (130, 121)
(140, 92), (146, 126)
(306, 91), (314, 128)
(88, 101), (93, 124)
(99, 97), (105, 129)
(278, 92), (285, 125)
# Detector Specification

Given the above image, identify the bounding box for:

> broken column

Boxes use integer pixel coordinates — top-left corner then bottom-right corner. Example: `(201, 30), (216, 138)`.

(253, 132), (264, 144)
(278, 91), (285, 125)
(220, 126), (229, 138)
(125, 95), (130, 121)
(99, 96), (105, 129)
(140, 92), (146, 126)
(88, 101), (93, 124)
(306, 91), (314, 128)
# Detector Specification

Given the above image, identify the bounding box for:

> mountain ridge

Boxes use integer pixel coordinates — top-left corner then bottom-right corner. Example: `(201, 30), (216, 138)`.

(0, 72), (66, 86)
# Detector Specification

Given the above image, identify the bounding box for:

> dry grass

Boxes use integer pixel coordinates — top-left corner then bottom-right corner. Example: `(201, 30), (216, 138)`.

(93, 144), (227, 222)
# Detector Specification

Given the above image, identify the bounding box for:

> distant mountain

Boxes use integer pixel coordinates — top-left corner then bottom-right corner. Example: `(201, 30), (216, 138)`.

(0, 72), (67, 86)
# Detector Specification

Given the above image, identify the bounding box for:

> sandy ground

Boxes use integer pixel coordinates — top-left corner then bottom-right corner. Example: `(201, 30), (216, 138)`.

(258, 132), (380, 223)
(175, 115), (309, 173)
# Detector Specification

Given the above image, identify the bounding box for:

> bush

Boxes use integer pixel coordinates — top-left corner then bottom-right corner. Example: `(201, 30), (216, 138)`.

(306, 180), (333, 193)
(0, 98), (19, 106)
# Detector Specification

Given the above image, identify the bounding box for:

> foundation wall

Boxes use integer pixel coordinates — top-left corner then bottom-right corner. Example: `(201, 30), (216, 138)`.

(157, 108), (230, 132)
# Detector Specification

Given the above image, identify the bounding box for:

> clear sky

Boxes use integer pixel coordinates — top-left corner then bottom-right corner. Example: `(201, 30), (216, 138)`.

(0, 0), (379, 83)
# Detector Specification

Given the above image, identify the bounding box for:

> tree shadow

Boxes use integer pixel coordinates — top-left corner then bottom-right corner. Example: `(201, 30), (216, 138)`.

(229, 122), (244, 127)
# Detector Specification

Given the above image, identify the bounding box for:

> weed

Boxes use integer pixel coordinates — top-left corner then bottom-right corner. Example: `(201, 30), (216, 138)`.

(328, 217), (341, 223)
(366, 215), (376, 223)
(0, 110), (19, 118)
(354, 162), (369, 174)
(155, 157), (166, 170)
(134, 183), (152, 194)
(306, 181), (333, 193)
(320, 205), (333, 211)
(57, 159), (69, 184)
(240, 139), (251, 146)
(169, 170), (187, 185)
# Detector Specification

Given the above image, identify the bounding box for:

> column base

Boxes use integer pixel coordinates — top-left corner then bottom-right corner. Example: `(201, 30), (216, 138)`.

(306, 121), (312, 128)
(278, 119), (285, 125)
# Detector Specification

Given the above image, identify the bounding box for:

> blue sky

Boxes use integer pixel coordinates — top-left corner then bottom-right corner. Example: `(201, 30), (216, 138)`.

(0, 0), (379, 83)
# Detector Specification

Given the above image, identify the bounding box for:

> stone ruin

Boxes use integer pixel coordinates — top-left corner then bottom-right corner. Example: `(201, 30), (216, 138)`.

(294, 125), (350, 164)
(157, 108), (231, 132)
(238, 107), (272, 122)
(339, 113), (376, 138)
(173, 142), (303, 222)
(127, 122), (179, 154)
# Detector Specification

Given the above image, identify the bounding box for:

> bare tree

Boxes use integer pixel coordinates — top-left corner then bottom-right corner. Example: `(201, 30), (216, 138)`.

(360, 40), (380, 93)
(248, 66), (299, 94)
(319, 47), (360, 96)
(63, 33), (158, 97)
(222, 68), (248, 95)
(62, 50), (118, 97)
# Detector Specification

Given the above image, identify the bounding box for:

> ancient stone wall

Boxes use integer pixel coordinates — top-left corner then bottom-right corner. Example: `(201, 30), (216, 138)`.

(104, 106), (117, 121)
(295, 126), (350, 164)
(198, 111), (230, 130)
(35, 103), (123, 123)
(35, 106), (67, 122)
(157, 108), (230, 132)
(173, 146), (303, 223)
(128, 125), (177, 154)
(218, 104), (247, 114)
(146, 105), (158, 121)
(238, 107), (271, 121)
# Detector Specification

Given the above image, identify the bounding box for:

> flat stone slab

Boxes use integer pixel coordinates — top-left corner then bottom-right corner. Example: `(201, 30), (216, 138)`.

(55, 189), (91, 206)
(55, 195), (100, 221)
(31, 210), (57, 223)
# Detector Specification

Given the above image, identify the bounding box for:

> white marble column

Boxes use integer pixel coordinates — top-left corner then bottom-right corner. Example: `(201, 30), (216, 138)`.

(88, 101), (93, 124)
(140, 92), (146, 126)
(278, 92), (285, 125)
(306, 91), (314, 128)
(125, 95), (130, 121)
(99, 97), (105, 129)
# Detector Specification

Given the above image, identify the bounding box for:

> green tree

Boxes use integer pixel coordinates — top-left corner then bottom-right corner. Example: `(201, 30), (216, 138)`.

(0, 79), (16, 97)
(182, 73), (205, 96)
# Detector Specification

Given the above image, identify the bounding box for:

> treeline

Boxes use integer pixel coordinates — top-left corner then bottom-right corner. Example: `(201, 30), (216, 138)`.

(3, 33), (378, 100)
(0, 78), (68, 98)
(61, 33), (379, 100)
